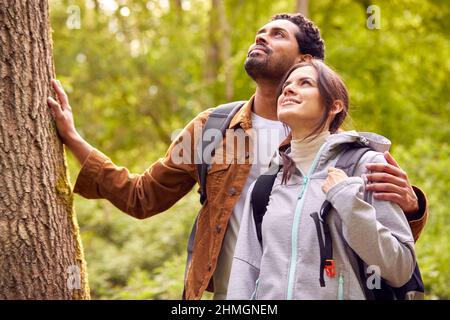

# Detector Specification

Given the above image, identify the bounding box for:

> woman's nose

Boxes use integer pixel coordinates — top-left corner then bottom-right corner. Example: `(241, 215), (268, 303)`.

(283, 84), (296, 96)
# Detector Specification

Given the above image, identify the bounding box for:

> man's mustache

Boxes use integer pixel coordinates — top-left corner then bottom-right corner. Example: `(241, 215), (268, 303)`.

(247, 44), (272, 57)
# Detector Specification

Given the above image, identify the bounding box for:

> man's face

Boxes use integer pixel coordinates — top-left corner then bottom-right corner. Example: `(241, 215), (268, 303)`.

(245, 19), (302, 82)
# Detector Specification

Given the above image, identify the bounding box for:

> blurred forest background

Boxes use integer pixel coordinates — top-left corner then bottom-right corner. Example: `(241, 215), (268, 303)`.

(49, 0), (449, 299)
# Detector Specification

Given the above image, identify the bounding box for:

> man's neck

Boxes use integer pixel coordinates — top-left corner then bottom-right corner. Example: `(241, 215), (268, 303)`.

(252, 82), (280, 121)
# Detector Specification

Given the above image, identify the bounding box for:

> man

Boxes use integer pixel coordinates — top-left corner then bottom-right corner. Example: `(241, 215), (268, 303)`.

(48, 13), (428, 300)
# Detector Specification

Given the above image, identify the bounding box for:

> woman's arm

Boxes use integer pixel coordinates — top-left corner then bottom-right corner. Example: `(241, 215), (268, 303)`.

(323, 152), (416, 288)
(365, 151), (429, 241)
(227, 182), (262, 300)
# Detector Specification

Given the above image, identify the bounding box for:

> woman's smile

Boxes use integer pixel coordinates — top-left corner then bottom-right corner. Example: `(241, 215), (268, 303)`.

(280, 97), (303, 107)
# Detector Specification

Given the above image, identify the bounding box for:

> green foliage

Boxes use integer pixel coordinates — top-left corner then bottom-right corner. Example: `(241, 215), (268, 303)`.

(51, 0), (449, 299)
(392, 139), (450, 299)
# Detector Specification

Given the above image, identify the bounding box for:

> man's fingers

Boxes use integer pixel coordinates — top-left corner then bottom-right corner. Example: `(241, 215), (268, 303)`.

(373, 192), (404, 204)
(384, 151), (400, 168)
(51, 79), (69, 108)
(365, 162), (406, 179)
(47, 97), (63, 118)
(365, 172), (407, 187)
(365, 182), (403, 194)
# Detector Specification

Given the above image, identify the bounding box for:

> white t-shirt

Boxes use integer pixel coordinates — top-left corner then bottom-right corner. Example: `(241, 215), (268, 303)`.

(212, 112), (288, 300)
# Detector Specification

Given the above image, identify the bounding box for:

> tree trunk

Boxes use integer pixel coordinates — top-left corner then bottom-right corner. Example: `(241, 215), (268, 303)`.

(204, 0), (221, 96)
(296, 0), (309, 17)
(205, 0), (233, 102)
(0, 0), (89, 299)
(217, 0), (233, 101)
(170, 0), (183, 24)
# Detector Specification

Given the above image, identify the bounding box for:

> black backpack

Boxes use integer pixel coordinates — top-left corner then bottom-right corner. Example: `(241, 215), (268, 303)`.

(197, 101), (246, 205)
(250, 142), (425, 300)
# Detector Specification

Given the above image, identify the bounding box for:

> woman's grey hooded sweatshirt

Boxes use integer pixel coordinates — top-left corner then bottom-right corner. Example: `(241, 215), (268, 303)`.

(226, 131), (416, 300)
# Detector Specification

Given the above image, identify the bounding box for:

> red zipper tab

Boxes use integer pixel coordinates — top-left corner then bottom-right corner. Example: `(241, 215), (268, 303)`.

(324, 259), (336, 278)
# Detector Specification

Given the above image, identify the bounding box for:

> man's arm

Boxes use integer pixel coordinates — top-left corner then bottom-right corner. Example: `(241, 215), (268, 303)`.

(48, 79), (205, 219)
(365, 151), (428, 242)
(407, 186), (428, 242)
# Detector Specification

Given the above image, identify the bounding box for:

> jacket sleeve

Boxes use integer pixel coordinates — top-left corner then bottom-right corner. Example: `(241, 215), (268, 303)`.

(73, 109), (212, 219)
(227, 182), (262, 300)
(326, 152), (416, 288)
(407, 186), (429, 242)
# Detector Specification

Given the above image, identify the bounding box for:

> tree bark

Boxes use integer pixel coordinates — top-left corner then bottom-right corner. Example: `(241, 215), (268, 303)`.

(0, 0), (90, 299)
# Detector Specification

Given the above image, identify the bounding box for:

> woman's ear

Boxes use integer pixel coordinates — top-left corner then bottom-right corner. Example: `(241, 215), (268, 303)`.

(331, 100), (344, 115)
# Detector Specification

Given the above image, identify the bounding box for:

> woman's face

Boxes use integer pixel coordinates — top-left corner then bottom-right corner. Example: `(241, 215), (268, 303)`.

(277, 66), (324, 133)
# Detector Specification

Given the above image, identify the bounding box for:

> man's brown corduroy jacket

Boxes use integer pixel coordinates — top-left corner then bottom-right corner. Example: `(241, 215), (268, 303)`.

(73, 97), (429, 300)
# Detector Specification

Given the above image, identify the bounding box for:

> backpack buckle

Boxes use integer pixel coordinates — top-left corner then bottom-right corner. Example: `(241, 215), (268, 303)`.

(359, 136), (369, 146)
(324, 259), (336, 278)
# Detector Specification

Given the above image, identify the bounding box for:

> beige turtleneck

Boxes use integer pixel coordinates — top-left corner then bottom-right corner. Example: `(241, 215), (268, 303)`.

(290, 131), (331, 175)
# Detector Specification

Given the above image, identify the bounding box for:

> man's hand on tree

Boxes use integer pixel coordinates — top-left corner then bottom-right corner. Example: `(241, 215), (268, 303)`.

(47, 79), (93, 164)
(47, 79), (79, 144)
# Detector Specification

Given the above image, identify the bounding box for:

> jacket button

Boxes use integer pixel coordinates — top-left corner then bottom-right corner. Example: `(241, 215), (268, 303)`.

(216, 225), (222, 233)
(228, 187), (237, 196)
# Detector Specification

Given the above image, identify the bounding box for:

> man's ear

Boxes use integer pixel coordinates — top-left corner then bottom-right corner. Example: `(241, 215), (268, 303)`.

(298, 54), (313, 63)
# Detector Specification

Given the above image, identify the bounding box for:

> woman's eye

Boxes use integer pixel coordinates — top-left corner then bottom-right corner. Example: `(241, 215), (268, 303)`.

(301, 80), (311, 86)
(275, 31), (284, 37)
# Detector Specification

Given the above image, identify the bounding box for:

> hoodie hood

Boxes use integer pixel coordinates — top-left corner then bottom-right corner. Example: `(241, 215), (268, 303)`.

(267, 131), (391, 176)
(325, 131), (391, 153)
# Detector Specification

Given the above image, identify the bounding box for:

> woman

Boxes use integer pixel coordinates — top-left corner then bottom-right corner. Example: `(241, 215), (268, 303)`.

(226, 60), (416, 300)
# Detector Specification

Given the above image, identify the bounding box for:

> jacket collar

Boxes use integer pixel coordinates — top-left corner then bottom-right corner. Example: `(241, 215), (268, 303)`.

(229, 95), (254, 130)
(229, 94), (293, 150)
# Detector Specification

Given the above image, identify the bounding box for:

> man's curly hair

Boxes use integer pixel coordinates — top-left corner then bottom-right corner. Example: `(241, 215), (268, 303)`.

(271, 13), (325, 60)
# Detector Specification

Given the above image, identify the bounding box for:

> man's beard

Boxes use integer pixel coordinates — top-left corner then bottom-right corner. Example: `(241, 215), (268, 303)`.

(244, 54), (292, 82)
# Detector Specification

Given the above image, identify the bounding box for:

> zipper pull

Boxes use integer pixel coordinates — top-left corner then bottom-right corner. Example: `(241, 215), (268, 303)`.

(338, 272), (345, 300)
(298, 176), (309, 199)
(325, 259), (336, 278)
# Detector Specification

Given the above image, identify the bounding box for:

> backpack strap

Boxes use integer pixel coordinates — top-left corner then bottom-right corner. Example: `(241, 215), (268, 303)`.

(335, 143), (372, 176)
(311, 144), (372, 288)
(251, 171), (280, 246)
(310, 201), (334, 287)
(197, 101), (245, 205)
